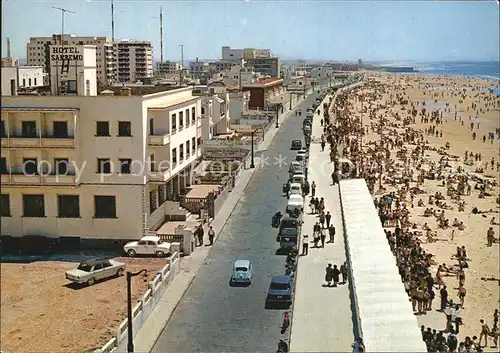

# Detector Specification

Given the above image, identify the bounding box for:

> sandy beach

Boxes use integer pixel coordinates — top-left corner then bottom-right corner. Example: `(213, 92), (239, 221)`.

(330, 72), (499, 351)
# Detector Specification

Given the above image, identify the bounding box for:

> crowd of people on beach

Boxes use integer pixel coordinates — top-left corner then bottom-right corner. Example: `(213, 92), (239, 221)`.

(321, 75), (499, 352)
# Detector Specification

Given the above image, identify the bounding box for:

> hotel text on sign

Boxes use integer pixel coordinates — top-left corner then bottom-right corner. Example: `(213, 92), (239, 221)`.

(50, 46), (84, 61)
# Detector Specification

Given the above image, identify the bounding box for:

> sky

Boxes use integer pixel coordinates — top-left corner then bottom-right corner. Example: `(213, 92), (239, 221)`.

(2, 0), (499, 62)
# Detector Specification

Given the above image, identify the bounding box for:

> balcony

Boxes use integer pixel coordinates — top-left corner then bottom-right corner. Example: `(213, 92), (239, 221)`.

(149, 168), (171, 182)
(2, 135), (75, 148)
(43, 174), (79, 185)
(1, 172), (79, 186)
(148, 133), (170, 146)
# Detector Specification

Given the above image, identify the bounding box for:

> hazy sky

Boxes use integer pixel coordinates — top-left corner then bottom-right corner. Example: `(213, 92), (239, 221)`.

(2, 0), (499, 61)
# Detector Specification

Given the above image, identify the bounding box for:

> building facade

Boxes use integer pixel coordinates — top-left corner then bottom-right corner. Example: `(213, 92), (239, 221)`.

(242, 78), (284, 110)
(1, 67), (17, 96)
(114, 40), (154, 83)
(18, 66), (45, 89)
(156, 61), (181, 74)
(26, 34), (115, 84)
(221, 46), (271, 61)
(1, 86), (202, 243)
(246, 57), (281, 78)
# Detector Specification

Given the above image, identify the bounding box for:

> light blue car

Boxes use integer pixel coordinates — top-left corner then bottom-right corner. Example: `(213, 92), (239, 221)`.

(231, 260), (253, 285)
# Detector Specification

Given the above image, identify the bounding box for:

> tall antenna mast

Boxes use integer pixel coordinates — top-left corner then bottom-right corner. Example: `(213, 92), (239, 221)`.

(52, 6), (76, 45)
(179, 44), (184, 86)
(160, 7), (164, 63)
(111, 0), (115, 41)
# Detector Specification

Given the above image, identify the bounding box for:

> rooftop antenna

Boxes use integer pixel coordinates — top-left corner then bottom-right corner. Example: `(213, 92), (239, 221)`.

(179, 44), (184, 86)
(52, 6), (76, 45)
(160, 7), (164, 63)
(111, 0), (115, 41)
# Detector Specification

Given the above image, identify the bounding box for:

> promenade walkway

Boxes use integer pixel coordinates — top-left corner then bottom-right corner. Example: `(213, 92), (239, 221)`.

(289, 94), (354, 352)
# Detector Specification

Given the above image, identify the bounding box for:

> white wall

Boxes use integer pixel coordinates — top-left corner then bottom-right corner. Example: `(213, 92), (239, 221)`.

(2, 185), (144, 239)
(1, 67), (17, 96)
(18, 67), (44, 88)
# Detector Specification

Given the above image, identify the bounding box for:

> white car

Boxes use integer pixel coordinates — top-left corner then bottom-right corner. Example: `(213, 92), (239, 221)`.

(124, 236), (171, 257)
(288, 182), (303, 197)
(65, 259), (125, 286)
(289, 161), (303, 175)
(286, 194), (304, 214)
(297, 149), (307, 158)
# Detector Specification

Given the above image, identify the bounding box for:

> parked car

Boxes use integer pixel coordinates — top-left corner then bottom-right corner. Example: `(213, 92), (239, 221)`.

(286, 194), (304, 215)
(266, 275), (293, 308)
(65, 259), (125, 286)
(124, 236), (171, 257)
(297, 149), (307, 158)
(289, 161), (303, 175)
(231, 259), (253, 285)
(290, 140), (302, 150)
(287, 182), (303, 198)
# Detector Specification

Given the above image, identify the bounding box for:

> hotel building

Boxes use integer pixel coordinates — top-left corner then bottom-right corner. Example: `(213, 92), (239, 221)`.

(1, 45), (202, 246)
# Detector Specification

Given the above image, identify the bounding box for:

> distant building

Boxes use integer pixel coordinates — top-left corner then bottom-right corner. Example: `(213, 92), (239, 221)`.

(26, 34), (115, 84)
(193, 82), (231, 141)
(246, 57), (281, 78)
(1, 67), (17, 96)
(221, 46), (271, 61)
(18, 66), (45, 89)
(241, 78), (284, 110)
(114, 39), (154, 83)
(157, 61), (181, 74)
(189, 59), (210, 78)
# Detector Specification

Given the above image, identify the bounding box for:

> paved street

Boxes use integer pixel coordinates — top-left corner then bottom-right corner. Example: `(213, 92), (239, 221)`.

(152, 88), (328, 353)
(289, 94), (354, 352)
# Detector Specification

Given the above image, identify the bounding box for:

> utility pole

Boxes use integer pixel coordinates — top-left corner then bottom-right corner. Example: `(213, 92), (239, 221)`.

(111, 0), (115, 41)
(179, 44), (184, 86)
(52, 6), (76, 45)
(160, 7), (164, 63)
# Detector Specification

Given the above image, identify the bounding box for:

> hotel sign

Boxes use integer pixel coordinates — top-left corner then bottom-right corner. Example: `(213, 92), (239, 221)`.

(50, 46), (83, 61)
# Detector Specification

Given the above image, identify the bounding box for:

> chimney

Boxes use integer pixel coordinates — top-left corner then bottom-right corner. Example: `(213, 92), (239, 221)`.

(120, 87), (132, 96)
(7, 37), (11, 58)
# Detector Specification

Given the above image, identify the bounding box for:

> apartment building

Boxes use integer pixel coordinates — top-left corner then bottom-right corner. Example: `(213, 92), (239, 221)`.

(194, 82), (231, 141)
(221, 46), (271, 61)
(0, 49), (202, 245)
(246, 57), (281, 78)
(156, 61), (181, 74)
(26, 34), (115, 84)
(115, 40), (153, 83)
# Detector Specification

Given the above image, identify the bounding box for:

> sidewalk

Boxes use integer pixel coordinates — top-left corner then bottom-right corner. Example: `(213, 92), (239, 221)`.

(114, 157), (262, 353)
(289, 95), (354, 352)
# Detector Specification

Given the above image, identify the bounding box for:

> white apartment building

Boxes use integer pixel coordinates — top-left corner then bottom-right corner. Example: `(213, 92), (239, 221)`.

(195, 82), (231, 141)
(0, 50), (202, 245)
(156, 61), (181, 74)
(221, 46), (271, 61)
(26, 34), (115, 84)
(114, 40), (153, 83)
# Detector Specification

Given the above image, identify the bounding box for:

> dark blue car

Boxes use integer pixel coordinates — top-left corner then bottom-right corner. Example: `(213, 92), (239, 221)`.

(265, 275), (293, 309)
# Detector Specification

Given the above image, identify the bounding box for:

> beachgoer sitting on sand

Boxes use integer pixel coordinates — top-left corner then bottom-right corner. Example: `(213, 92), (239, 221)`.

(453, 218), (460, 227)
(423, 222), (430, 231)
(418, 199), (425, 207)
(428, 196), (434, 205)
(458, 222), (465, 230)
(458, 202), (465, 212)
(491, 217), (496, 225)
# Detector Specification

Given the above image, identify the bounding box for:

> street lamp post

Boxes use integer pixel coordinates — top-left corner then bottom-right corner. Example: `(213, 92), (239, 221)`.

(275, 104), (280, 128)
(127, 269), (148, 353)
(250, 127), (264, 168)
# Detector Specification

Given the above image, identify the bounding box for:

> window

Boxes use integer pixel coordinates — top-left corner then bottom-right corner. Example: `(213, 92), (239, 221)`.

(118, 121), (132, 136)
(149, 190), (157, 213)
(54, 158), (69, 174)
(150, 154), (155, 172)
(22, 78), (26, 87)
(179, 111), (184, 129)
(172, 148), (177, 166)
(0, 158), (7, 174)
(201, 107), (205, 115)
(185, 109), (190, 126)
(186, 140), (190, 157)
(58, 195), (80, 218)
(22, 121), (37, 137)
(97, 158), (111, 174)
(0, 194), (11, 217)
(29, 78), (32, 86)
(192, 137), (196, 152)
(23, 194), (45, 217)
(158, 185), (165, 205)
(192, 107), (196, 122)
(119, 158), (132, 174)
(85, 79), (90, 96)
(197, 137), (202, 148)
(23, 158), (38, 175)
(0, 120), (5, 137)
(96, 121), (110, 136)
(171, 114), (177, 131)
(94, 196), (116, 218)
(53, 121), (68, 137)
(149, 118), (154, 135)
(179, 144), (184, 161)
(34, 78), (37, 86)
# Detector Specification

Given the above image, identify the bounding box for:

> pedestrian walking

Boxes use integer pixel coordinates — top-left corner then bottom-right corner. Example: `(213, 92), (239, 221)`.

(301, 235), (309, 255)
(487, 227), (495, 246)
(208, 226), (215, 246)
(440, 285), (448, 311)
(321, 140), (326, 151)
(324, 264), (333, 286)
(311, 181), (316, 198)
(340, 262), (348, 284)
(332, 265), (340, 287)
(319, 212), (325, 228)
(320, 228), (327, 248)
(195, 225), (204, 246)
(331, 171), (336, 185)
(328, 225), (335, 243)
(313, 230), (320, 248)
(325, 211), (332, 228)
(479, 319), (490, 347)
